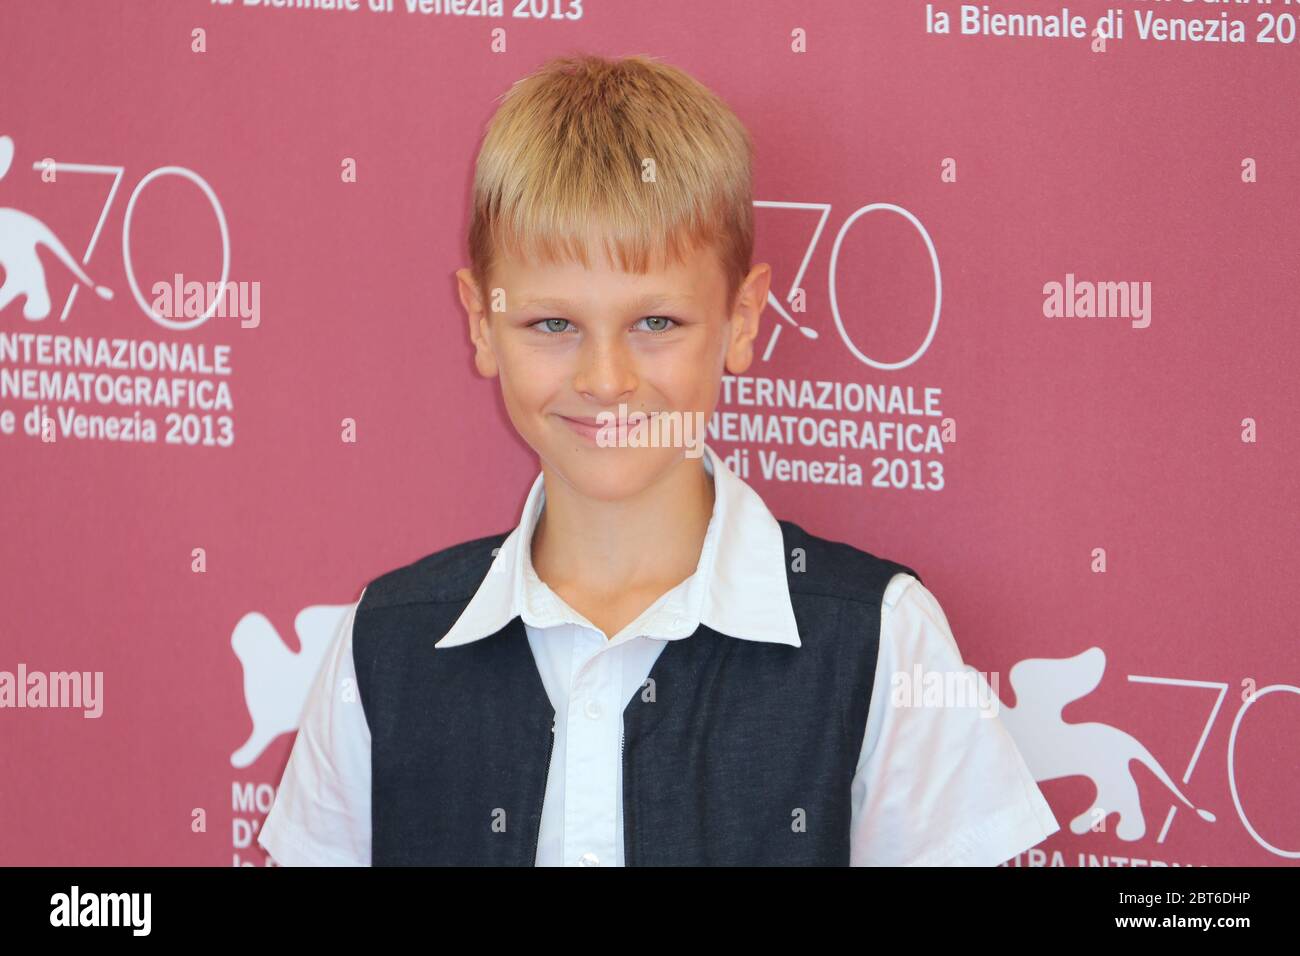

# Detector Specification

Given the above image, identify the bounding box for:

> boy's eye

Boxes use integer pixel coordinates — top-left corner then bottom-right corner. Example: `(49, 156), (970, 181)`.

(635, 315), (679, 332)
(532, 318), (572, 333)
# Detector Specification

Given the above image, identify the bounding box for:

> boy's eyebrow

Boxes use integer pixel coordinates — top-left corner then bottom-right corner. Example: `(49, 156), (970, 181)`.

(514, 293), (690, 313)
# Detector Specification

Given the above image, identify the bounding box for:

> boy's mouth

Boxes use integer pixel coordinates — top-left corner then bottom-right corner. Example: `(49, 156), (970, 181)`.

(554, 410), (677, 445)
(555, 414), (607, 443)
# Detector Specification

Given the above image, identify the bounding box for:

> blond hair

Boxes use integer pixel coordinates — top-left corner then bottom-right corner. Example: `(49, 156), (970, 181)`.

(468, 53), (754, 310)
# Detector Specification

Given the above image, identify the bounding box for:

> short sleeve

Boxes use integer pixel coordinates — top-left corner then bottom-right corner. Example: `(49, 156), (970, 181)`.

(258, 590), (372, 866)
(849, 574), (1059, 866)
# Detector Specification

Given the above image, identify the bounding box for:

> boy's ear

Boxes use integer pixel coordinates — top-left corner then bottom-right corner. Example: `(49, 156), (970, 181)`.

(723, 262), (772, 376)
(455, 267), (499, 378)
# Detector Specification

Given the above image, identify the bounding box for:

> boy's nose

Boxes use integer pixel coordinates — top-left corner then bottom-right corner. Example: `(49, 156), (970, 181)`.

(572, 336), (638, 402)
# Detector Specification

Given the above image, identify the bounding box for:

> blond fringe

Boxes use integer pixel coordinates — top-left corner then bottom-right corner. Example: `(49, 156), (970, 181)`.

(468, 54), (754, 307)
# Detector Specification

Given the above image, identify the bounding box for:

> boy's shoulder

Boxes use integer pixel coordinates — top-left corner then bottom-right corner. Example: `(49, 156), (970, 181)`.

(775, 518), (923, 605)
(358, 530), (511, 611)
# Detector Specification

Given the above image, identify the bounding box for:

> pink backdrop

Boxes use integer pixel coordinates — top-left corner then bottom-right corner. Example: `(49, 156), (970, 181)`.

(2, 0), (1296, 866)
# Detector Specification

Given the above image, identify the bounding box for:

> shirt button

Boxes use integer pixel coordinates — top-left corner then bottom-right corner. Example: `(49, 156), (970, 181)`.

(584, 699), (601, 719)
(579, 852), (600, 866)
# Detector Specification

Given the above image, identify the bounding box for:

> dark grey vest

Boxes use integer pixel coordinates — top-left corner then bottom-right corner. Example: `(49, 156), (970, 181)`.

(351, 518), (920, 866)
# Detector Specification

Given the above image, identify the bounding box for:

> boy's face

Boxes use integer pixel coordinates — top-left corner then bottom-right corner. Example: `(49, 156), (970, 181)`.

(455, 241), (770, 502)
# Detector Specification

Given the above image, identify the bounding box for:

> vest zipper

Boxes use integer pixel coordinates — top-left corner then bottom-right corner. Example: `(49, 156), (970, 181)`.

(620, 725), (630, 867)
(531, 713), (555, 866)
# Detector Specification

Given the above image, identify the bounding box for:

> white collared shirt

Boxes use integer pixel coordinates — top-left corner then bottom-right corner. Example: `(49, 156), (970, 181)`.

(260, 442), (1059, 866)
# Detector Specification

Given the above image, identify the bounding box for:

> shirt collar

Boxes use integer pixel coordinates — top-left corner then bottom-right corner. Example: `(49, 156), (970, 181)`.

(434, 441), (802, 649)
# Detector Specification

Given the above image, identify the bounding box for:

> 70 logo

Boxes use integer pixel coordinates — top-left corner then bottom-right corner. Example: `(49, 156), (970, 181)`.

(756, 200), (942, 371)
(1130, 674), (1300, 859)
(32, 158), (229, 331)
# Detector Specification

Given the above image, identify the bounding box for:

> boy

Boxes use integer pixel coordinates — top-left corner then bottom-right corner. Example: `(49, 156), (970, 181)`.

(259, 53), (1058, 866)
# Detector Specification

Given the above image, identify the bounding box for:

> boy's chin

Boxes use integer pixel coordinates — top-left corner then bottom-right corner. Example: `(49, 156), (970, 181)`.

(539, 444), (689, 502)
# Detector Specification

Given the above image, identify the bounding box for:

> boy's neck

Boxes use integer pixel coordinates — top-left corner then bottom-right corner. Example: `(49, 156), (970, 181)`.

(530, 454), (716, 607)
